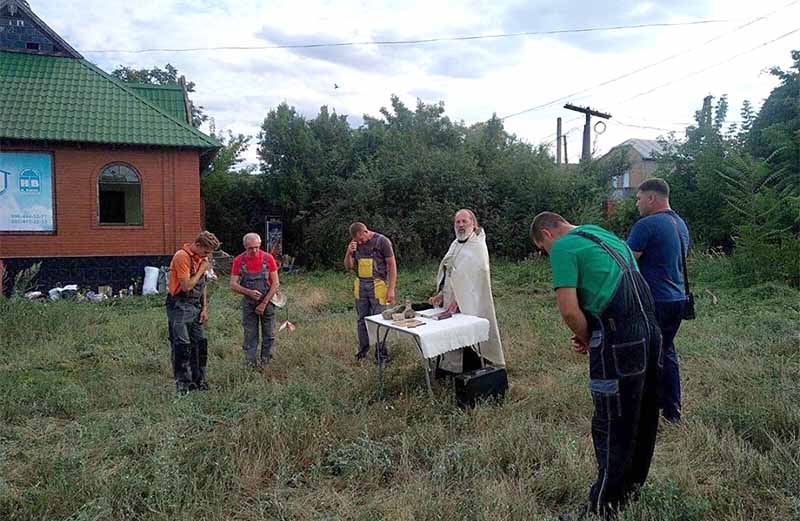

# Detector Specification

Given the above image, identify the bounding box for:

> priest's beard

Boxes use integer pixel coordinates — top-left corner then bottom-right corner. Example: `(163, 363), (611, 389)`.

(455, 226), (474, 242)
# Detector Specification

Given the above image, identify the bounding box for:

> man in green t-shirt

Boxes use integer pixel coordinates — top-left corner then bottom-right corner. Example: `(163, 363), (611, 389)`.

(531, 212), (662, 519)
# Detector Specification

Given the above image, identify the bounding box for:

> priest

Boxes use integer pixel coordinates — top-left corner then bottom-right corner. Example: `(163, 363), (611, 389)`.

(429, 209), (506, 374)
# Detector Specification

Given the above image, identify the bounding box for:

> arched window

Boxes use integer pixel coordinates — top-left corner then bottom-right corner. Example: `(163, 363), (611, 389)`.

(97, 163), (142, 225)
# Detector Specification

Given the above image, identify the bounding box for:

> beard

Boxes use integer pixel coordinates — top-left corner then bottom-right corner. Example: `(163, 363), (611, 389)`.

(455, 226), (474, 241)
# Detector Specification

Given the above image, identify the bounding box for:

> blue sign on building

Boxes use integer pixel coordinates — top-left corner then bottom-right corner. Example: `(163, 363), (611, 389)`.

(0, 152), (54, 232)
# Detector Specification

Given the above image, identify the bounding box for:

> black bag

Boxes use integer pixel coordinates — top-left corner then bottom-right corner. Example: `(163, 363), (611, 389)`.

(454, 366), (508, 409)
(669, 214), (696, 320)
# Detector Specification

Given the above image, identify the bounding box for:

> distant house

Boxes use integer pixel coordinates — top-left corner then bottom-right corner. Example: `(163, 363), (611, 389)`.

(0, 0), (220, 294)
(603, 138), (667, 199)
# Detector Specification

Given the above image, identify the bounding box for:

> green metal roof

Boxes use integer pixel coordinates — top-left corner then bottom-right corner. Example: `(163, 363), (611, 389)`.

(127, 83), (190, 124)
(0, 51), (219, 149)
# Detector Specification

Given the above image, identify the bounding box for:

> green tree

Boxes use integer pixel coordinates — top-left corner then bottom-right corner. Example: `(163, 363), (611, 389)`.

(201, 130), (259, 254)
(659, 95), (738, 246)
(747, 49), (800, 194)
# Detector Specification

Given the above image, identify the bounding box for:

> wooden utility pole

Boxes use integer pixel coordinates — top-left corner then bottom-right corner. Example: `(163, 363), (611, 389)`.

(556, 117), (562, 165)
(564, 104), (611, 162)
(563, 135), (568, 164)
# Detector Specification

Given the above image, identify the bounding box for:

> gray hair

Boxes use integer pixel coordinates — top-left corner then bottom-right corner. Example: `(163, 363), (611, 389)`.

(242, 232), (262, 246)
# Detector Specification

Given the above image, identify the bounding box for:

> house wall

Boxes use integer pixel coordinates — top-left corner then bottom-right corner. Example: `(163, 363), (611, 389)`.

(610, 147), (658, 198)
(0, 141), (203, 258)
(0, 141), (208, 294)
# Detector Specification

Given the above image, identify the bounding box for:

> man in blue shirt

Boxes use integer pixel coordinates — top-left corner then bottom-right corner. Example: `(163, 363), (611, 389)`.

(627, 178), (690, 423)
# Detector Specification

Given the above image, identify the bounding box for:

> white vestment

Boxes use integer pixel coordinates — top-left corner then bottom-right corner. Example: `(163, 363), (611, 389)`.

(435, 229), (505, 372)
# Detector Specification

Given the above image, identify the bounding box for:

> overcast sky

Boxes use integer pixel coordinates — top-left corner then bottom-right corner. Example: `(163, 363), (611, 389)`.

(32, 0), (799, 165)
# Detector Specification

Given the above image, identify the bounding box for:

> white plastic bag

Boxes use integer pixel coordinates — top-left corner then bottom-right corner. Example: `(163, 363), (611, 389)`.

(143, 266), (159, 295)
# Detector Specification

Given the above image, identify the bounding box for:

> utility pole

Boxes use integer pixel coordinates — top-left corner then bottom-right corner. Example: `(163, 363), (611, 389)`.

(564, 104), (611, 162)
(563, 135), (568, 164)
(556, 117), (562, 165)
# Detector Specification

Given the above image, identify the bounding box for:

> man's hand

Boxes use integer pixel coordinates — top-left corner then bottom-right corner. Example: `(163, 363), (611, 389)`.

(386, 288), (396, 304)
(249, 289), (263, 300)
(347, 241), (358, 255)
(199, 307), (208, 324)
(255, 302), (267, 316)
(446, 300), (459, 314)
(198, 258), (209, 274)
(570, 334), (588, 354)
(428, 293), (444, 307)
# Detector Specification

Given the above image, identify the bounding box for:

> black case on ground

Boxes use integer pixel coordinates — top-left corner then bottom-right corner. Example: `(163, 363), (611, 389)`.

(454, 366), (508, 408)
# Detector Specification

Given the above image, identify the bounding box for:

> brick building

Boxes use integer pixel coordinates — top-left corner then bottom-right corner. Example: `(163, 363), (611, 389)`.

(0, 0), (219, 294)
(603, 138), (666, 200)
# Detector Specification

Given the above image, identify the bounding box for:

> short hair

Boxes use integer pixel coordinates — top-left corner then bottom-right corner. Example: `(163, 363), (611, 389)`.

(455, 208), (481, 231)
(530, 212), (568, 243)
(349, 222), (367, 238)
(638, 178), (670, 198)
(242, 232), (261, 247)
(195, 230), (221, 251)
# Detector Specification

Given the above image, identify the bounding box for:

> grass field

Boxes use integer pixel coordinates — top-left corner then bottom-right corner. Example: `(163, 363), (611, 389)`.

(1, 256), (798, 520)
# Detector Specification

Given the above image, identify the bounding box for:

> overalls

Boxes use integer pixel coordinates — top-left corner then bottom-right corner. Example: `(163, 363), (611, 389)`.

(165, 250), (208, 392)
(240, 255), (275, 364)
(353, 240), (388, 359)
(575, 231), (663, 518)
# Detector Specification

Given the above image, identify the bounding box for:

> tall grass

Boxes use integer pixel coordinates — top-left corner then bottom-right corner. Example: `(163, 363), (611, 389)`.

(0, 257), (798, 520)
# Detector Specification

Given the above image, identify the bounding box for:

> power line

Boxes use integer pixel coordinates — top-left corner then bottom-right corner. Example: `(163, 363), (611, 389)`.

(612, 119), (687, 132)
(81, 19), (733, 54)
(611, 113), (694, 126)
(498, 0), (799, 120)
(615, 27), (800, 106)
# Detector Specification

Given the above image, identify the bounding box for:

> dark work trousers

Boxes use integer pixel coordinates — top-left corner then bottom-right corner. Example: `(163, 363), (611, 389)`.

(166, 295), (207, 391)
(238, 257), (275, 364)
(355, 278), (387, 359)
(654, 300), (685, 422)
(242, 300), (276, 363)
(587, 276), (663, 518)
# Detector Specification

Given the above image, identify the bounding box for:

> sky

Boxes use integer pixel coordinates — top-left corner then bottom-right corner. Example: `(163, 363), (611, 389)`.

(30, 0), (800, 165)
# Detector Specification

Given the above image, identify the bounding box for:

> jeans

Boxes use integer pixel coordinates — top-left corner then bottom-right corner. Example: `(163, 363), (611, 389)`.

(654, 300), (685, 422)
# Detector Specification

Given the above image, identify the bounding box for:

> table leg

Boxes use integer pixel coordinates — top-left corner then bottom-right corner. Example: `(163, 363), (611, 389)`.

(377, 326), (390, 396)
(413, 337), (433, 397)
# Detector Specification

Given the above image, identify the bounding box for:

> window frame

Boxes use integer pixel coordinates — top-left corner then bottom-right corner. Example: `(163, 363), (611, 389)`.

(96, 162), (144, 227)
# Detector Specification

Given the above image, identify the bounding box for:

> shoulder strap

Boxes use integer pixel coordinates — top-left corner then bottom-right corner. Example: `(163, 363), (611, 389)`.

(667, 214), (691, 293)
(179, 248), (196, 276)
(573, 230), (635, 271)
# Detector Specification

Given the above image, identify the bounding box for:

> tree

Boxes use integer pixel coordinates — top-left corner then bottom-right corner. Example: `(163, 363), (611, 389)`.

(110, 64), (208, 127)
(747, 49), (800, 195)
(201, 130), (259, 254)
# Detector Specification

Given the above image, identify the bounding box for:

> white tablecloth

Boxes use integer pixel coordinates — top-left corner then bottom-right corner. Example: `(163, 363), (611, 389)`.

(365, 308), (490, 359)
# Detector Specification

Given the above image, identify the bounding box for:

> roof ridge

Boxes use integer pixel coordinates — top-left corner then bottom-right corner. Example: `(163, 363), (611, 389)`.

(77, 59), (220, 148)
(126, 82), (184, 91)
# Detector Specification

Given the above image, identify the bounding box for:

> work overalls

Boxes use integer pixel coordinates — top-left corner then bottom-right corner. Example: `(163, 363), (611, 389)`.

(353, 240), (388, 360)
(165, 250), (208, 392)
(240, 255), (275, 365)
(575, 231), (663, 519)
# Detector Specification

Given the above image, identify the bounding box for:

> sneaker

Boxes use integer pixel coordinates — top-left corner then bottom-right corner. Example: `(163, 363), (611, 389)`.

(195, 382), (210, 391)
(355, 348), (370, 361)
